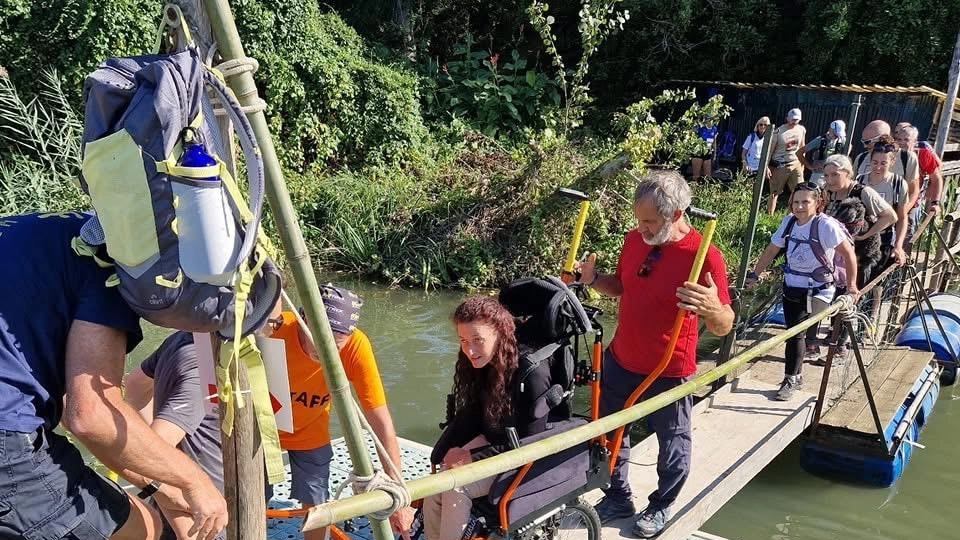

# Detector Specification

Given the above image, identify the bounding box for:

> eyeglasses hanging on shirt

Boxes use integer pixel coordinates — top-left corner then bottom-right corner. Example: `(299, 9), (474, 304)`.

(637, 246), (663, 277)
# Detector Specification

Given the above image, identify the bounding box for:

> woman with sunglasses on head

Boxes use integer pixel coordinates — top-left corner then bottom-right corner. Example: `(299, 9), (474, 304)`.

(747, 183), (858, 400)
(857, 139), (910, 267)
(423, 295), (552, 540)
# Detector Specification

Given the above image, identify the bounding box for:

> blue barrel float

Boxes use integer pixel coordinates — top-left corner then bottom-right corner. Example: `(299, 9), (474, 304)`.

(895, 293), (960, 385)
(802, 362), (941, 486)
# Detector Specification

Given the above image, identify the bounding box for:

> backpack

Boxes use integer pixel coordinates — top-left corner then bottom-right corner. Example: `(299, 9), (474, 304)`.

(781, 215), (836, 284)
(78, 41), (281, 339)
(498, 276), (593, 424)
(717, 130), (738, 161)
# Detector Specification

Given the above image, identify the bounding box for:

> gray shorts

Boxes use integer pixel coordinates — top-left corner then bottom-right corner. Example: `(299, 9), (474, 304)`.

(267, 445), (334, 506)
(0, 428), (130, 539)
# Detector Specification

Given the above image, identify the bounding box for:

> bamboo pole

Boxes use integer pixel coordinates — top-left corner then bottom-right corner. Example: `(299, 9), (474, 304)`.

(194, 2), (394, 539)
(934, 31), (960, 158)
(302, 294), (854, 531)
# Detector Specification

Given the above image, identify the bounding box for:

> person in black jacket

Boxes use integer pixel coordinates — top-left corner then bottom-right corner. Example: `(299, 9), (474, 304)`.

(423, 296), (550, 540)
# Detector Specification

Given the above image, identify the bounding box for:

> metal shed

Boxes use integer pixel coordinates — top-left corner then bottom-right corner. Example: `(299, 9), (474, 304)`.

(663, 80), (960, 158)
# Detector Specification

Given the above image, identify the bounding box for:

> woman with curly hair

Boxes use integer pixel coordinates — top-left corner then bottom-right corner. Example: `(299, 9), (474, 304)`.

(423, 296), (549, 540)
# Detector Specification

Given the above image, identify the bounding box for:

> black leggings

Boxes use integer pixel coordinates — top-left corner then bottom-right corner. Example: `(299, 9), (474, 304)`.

(783, 287), (830, 376)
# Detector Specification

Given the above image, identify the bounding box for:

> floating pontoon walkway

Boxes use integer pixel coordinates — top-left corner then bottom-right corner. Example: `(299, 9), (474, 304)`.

(265, 345), (934, 540)
(592, 344), (937, 540)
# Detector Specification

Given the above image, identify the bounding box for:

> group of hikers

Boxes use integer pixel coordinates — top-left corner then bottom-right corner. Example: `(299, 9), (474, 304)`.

(741, 116), (944, 400)
(0, 168), (742, 540)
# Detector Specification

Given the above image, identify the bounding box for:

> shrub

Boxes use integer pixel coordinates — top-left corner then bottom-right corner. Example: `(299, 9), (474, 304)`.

(232, 1), (431, 172)
(0, 70), (87, 216)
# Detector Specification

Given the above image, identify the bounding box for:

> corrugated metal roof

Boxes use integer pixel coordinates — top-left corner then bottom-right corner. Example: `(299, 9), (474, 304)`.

(665, 80), (949, 100)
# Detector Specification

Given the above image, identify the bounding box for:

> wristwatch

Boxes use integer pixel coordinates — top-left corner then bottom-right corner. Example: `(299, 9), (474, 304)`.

(137, 480), (162, 500)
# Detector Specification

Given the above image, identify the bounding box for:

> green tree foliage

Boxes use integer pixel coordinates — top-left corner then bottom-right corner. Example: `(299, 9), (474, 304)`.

(231, 0), (430, 171)
(0, 0), (158, 101)
(796, 0), (959, 85)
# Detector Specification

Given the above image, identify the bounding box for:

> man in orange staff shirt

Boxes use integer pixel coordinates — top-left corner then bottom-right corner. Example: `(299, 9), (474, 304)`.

(264, 284), (413, 539)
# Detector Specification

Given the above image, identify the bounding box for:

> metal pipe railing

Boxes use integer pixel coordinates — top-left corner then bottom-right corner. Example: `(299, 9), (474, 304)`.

(301, 295), (854, 531)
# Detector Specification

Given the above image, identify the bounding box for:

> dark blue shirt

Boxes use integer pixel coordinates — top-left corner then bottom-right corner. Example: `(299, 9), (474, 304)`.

(0, 213), (142, 432)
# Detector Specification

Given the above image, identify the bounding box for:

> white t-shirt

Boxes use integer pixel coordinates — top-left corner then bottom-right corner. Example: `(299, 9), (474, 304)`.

(742, 132), (764, 170)
(772, 213), (849, 301)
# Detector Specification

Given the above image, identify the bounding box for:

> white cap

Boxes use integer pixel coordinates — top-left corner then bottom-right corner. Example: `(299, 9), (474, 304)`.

(787, 108), (802, 121)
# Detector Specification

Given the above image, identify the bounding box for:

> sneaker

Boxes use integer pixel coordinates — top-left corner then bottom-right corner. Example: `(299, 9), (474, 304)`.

(632, 507), (671, 538)
(775, 375), (802, 401)
(595, 496), (636, 524)
(803, 345), (822, 363)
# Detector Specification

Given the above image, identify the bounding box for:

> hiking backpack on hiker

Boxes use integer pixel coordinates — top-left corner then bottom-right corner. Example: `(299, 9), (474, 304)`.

(781, 215), (838, 285)
(78, 34), (280, 338)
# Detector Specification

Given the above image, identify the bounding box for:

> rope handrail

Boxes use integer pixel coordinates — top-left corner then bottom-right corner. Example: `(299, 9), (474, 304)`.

(301, 295), (855, 532)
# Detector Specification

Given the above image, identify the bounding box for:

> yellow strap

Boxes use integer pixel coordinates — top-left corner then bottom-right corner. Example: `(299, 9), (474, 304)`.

(155, 159), (221, 179)
(155, 269), (183, 289)
(105, 274), (120, 288)
(70, 237), (115, 269)
(218, 162), (255, 224)
(217, 336), (285, 483)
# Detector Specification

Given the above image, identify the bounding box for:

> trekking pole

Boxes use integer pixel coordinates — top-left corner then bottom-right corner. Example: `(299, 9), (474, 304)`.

(607, 207), (718, 475)
(557, 188), (591, 284)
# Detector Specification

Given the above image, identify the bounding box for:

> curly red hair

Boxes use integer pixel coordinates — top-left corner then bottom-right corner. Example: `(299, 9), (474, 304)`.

(452, 296), (519, 430)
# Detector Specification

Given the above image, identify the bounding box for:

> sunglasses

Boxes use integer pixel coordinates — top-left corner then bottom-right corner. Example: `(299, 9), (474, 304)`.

(637, 246), (663, 277)
(794, 181), (821, 194)
(861, 136), (879, 146)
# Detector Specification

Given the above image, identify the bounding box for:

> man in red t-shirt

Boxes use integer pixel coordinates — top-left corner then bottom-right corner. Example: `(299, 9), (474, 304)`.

(578, 170), (733, 538)
(894, 123), (943, 216)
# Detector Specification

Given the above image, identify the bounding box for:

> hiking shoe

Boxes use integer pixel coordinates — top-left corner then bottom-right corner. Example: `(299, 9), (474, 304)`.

(595, 496), (636, 524)
(775, 375), (802, 401)
(632, 507), (671, 538)
(803, 345), (822, 363)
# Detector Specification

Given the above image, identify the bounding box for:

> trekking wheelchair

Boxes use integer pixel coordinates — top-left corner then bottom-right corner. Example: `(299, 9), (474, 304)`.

(419, 276), (611, 540)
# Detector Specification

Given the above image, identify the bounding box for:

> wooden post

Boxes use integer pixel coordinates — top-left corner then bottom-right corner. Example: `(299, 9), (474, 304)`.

(169, 4), (265, 539)
(216, 338), (267, 540)
(934, 31), (960, 158)
(844, 95), (863, 156)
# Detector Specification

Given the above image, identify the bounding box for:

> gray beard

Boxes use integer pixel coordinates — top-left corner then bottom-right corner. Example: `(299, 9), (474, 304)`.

(642, 223), (673, 246)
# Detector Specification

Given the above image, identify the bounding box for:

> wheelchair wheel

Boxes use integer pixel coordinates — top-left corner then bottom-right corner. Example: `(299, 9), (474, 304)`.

(549, 498), (601, 540)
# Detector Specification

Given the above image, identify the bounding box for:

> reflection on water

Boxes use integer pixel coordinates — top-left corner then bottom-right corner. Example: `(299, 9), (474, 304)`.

(123, 277), (959, 540)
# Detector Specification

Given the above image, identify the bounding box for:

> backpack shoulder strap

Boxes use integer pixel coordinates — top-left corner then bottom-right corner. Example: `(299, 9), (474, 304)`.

(854, 152), (867, 174)
(808, 215), (833, 272)
(850, 183), (864, 199)
(900, 149), (909, 177)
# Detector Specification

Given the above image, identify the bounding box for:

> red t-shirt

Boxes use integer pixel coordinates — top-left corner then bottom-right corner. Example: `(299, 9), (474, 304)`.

(609, 228), (731, 377)
(917, 145), (941, 179)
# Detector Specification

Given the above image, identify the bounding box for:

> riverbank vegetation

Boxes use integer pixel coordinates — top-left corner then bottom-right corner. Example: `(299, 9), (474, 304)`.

(2, 0), (954, 288)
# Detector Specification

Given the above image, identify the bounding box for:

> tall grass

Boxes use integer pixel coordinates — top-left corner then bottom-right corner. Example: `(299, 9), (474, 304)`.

(0, 70), (87, 216)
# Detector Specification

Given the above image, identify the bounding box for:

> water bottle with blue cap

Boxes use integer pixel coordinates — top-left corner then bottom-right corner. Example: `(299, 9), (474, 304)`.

(172, 128), (241, 285)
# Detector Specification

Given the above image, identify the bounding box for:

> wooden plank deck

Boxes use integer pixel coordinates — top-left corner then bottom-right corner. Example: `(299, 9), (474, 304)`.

(590, 335), (936, 540)
(586, 372), (817, 540)
(823, 348), (935, 436)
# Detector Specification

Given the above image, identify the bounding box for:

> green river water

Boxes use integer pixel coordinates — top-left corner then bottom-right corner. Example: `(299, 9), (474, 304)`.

(123, 278), (958, 540)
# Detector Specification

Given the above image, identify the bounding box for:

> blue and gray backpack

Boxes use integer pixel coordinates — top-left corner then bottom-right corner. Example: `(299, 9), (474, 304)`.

(78, 42), (280, 339)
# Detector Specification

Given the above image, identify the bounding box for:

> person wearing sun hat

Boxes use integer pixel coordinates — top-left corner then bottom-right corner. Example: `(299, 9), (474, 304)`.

(767, 108), (807, 214)
(263, 283), (414, 540)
